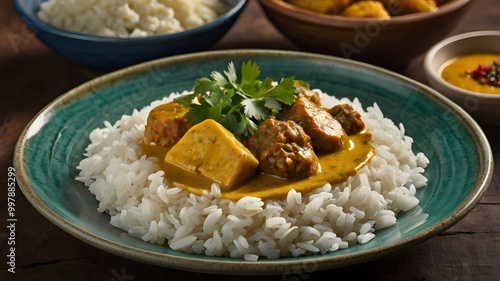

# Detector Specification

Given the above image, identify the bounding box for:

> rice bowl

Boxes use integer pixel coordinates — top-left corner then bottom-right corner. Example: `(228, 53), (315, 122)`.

(37, 0), (225, 38)
(76, 90), (429, 260)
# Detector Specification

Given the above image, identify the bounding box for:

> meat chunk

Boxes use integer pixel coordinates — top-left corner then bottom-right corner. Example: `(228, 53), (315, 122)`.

(327, 104), (365, 135)
(243, 118), (319, 179)
(294, 80), (321, 106)
(144, 102), (191, 149)
(280, 97), (347, 152)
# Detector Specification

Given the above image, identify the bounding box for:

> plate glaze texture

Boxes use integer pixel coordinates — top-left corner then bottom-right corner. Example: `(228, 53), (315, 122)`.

(14, 50), (493, 274)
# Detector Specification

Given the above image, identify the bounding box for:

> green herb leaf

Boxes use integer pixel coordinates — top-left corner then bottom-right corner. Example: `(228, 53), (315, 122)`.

(239, 60), (261, 95)
(174, 60), (296, 137)
(264, 77), (296, 105)
(241, 98), (270, 121)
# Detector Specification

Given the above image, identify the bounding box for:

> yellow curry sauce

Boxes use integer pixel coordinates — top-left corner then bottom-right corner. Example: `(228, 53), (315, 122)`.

(142, 131), (375, 201)
(440, 53), (500, 95)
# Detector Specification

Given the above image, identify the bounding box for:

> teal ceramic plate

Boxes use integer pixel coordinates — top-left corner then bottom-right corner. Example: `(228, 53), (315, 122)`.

(14, 50), (493, 274)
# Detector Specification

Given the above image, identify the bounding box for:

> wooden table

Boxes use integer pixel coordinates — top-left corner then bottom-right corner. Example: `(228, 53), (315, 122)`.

(1, 0), (499, 280)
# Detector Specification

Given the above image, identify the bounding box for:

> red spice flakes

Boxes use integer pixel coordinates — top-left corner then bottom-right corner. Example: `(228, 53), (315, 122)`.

(467, 60), (500, 87)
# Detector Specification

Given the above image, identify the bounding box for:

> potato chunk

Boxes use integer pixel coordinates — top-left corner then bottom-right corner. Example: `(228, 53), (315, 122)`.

(164, 119), (259, 190)
(287, 0), (354, 14)
(341, 1), (391, 19)
(400, 0), (437, 14)
(378, 0), (437, 15)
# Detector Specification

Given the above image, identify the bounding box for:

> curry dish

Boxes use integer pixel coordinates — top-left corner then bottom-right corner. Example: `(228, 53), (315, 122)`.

(142, 82), (375, 200)
(143, 130), (374, 201)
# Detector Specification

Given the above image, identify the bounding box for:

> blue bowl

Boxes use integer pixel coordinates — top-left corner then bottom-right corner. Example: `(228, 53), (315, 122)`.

(13, 0), (248, 70)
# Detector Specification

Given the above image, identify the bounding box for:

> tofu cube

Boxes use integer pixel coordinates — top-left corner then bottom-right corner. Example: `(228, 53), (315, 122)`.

(164, 119), (259, 190)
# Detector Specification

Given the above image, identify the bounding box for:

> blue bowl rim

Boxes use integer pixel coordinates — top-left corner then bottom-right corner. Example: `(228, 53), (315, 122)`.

(13, 0), (248, 43)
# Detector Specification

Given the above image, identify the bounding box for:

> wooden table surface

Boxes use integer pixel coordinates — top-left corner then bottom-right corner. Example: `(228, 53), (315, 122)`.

(1, 0), (499, 280)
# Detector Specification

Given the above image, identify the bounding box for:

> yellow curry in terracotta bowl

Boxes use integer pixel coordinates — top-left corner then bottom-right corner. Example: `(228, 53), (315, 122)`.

(424, 30), (500, 125)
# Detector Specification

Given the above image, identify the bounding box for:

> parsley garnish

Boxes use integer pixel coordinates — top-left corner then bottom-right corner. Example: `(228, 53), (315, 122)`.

(175, 60), (296, 137)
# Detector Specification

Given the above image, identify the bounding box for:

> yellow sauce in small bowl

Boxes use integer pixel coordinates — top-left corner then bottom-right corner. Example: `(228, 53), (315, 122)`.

(439, 53), (500, 95)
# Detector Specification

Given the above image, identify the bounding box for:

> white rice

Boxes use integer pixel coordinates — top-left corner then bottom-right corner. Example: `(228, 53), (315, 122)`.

(76, 90), (430, 260)
(37, 0), (224, 38)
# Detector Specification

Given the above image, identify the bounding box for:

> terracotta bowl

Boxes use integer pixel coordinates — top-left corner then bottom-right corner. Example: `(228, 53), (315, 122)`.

(258, 0), (473, 68)
(424, 30), (500, 126)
